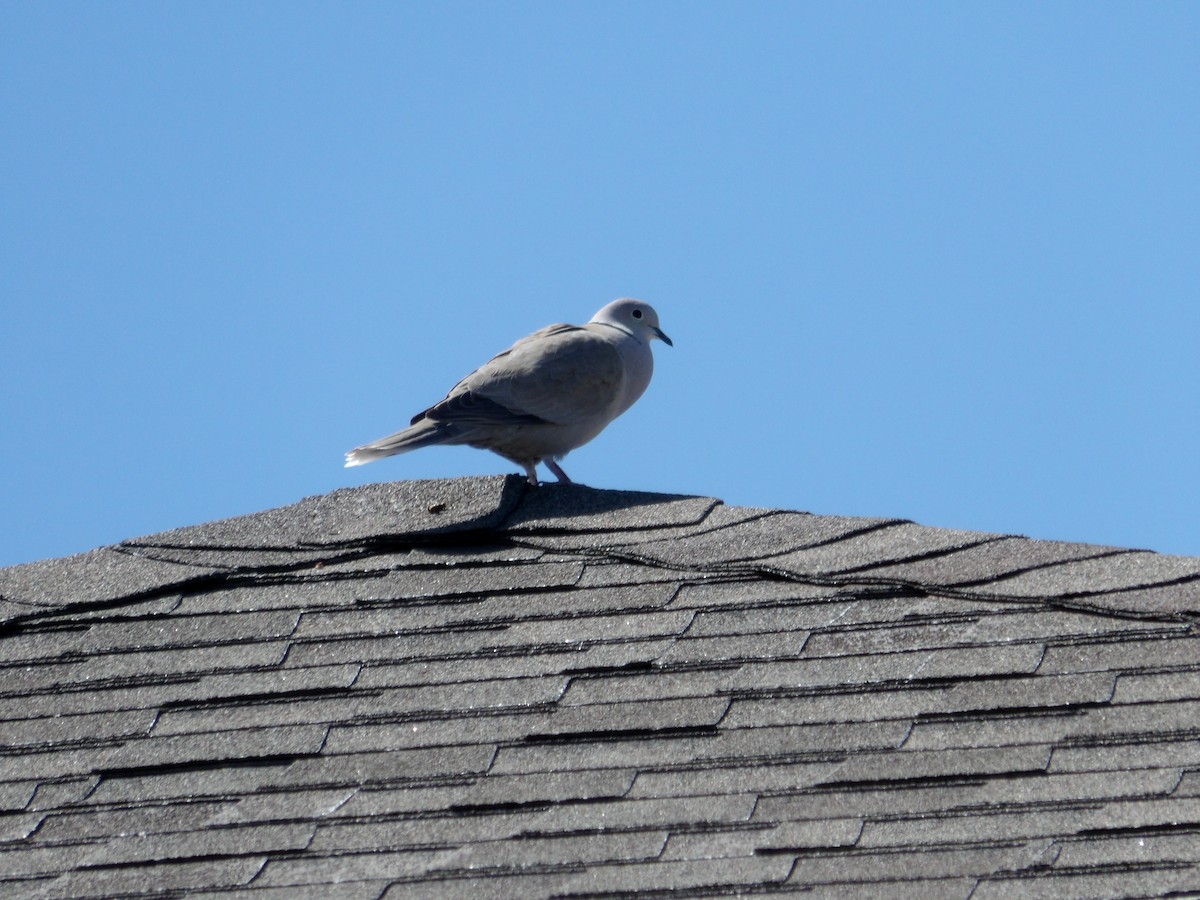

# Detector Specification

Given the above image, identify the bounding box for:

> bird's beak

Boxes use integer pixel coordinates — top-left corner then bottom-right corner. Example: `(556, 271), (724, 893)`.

(654, 327), (673, 347)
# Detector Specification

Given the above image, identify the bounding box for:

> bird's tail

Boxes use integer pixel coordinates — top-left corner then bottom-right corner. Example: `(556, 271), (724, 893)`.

(344, 419), (453, 467)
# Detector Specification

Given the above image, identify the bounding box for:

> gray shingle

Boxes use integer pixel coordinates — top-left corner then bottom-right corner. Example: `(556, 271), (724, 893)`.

(29, 801), (230, 843)
(1052, 831), (1200, 867)
(218, 885), (390, 900)
(280, 744), (497, 789)
(667, 578), (838, 609)
(723, 672), (1115, 728)
(0, 844), (87, 879)
(0, 781), (38, 812)
(628, 759), (847, 798)
(972, 864), (1200, 899)
(1, 476), (1198, 897)
(527, 791), (758, 833)
(802, 607), (1180, 659)
(657, 629), (811, 663)
(1048, 737), (1200, 773)
(85, 761), (297, 805)
(855, 535), (1116, 589)
(350, 640), (679, 689)
(1113, 668), (1200, 703)
(323, 713), (551, 756)
(603, 511), (896, 569)
(103, 723), (330, 773)
(725, 641), (1046, 692)
(1038, 634), (1200, 674)
(762, 521), (999, 577)
(0, 548), (222, 625)
(787, 842), (1049, 886)
(77, 609), (301, 652)
(978, 550), (1200, 597)
(384, 872), (578, 900)
(0, 813), (40, 842)
(331, 768), (636, 819)
(489, 733), (725, 775)
(1076, 581), (1200, 617)
(524, 694), (729, 737)
(0, 661), (358, 723)
(79, 822), (315, 867)
(0, 708), (156, 751)
(554, 854), (795, 894)
(206, 786), (357, 827)
(827, 744), (1053, 785)
(252, 850), (457, 887)
(754, 767), (1181, 821)
(25, 777), (97, 811)
(560, 667), (740, 705)
(128, 475), (526, 549)
(502, 483), (720, 534)
(37, 856), (266, 899)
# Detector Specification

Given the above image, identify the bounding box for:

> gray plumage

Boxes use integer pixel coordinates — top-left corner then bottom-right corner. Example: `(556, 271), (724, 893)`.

(345, 298), (671, 485)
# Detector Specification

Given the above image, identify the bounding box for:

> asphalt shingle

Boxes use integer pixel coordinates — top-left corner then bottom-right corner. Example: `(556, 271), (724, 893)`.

(1, 476), (1197, 898)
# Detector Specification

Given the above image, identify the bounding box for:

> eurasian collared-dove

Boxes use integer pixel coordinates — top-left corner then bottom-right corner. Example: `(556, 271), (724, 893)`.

(345, 298), (671, 485)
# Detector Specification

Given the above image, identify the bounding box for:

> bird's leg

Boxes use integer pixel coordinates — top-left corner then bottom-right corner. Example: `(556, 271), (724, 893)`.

(545, 459), (572, 483)
(522, 461), (540, 486)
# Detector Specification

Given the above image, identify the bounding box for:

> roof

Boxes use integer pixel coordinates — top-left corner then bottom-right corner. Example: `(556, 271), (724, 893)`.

(2, 475), (1199, 898)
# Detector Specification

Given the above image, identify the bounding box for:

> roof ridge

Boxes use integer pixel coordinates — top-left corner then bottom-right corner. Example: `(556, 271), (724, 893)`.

(3, 478), (1197, 631)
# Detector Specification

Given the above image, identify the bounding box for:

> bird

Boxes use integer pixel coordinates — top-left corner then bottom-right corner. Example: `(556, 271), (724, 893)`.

(344, 298), (672, 485)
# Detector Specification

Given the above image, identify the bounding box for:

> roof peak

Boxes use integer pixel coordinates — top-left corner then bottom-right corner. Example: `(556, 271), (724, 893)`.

(2, 477), (1198, 630)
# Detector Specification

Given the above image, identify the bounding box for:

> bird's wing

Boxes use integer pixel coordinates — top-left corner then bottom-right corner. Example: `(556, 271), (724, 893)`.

(421, 324), (624, 427)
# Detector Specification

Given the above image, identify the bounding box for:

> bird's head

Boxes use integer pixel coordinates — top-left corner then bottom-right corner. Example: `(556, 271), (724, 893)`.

(591, 298), (672, 347)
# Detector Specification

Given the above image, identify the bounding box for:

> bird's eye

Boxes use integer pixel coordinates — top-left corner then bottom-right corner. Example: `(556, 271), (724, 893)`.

(632, 309), (643, 319)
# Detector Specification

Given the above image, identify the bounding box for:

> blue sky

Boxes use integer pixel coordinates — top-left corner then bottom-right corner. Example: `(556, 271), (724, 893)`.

(2, 3), (1198, 567)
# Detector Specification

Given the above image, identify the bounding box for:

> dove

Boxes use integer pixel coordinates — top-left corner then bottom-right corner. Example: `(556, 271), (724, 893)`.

(345, 298), (672, 485)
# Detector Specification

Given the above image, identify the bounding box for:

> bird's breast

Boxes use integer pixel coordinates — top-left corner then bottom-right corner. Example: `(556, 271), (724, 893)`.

(611, 341), (654, 418)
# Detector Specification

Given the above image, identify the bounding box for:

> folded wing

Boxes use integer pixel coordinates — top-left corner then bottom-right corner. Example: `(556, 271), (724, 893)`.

(426, 324), (625, 427)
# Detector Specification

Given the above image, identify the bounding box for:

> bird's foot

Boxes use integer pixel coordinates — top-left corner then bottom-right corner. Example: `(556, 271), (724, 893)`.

(545, 459), (572, 483)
